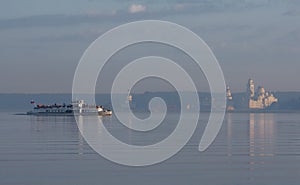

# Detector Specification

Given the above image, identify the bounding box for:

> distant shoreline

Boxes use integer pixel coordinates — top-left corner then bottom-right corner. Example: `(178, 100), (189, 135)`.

(226, 109), (300, 114)
(1, 92), (300, 113)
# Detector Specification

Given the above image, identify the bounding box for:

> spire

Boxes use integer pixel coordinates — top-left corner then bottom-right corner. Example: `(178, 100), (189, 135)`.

(247, 78), (255, 98)
(226, 86), (233, 100)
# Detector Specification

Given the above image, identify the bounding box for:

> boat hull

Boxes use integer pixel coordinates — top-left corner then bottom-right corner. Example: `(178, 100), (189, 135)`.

(27, 111), (112, 116)
(98, 110), (112, 116)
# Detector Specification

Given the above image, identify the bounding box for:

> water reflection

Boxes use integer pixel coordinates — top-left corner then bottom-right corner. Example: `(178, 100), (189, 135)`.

(29, 115), (84, 155)
(78, 129), (84, 155)
(249, 113), (276, 157)
(226, 113), (233, 156)
(8, 112), (299, 185)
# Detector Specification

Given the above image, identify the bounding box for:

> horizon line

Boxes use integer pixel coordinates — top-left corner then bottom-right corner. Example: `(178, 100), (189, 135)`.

(1, 91), (300, 95)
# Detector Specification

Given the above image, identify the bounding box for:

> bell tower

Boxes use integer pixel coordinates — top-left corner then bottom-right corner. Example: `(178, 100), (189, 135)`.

(247, 79), (255, 99)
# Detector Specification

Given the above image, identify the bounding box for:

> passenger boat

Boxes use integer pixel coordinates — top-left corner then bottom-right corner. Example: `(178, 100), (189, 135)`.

(27, 100), (112, 116)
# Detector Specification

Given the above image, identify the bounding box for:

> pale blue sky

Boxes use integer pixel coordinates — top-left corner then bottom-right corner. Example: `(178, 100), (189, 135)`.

(0, 0), (300, 93)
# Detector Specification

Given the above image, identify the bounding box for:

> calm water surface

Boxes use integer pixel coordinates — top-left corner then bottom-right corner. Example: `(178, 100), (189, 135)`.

(0, 111), (299, 185)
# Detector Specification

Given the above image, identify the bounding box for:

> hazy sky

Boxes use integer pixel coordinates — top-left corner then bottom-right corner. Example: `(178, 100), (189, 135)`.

(0, 0), (300, 93)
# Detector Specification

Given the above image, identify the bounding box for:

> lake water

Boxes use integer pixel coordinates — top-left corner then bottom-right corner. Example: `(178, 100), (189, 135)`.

(0, 111), (299, 185)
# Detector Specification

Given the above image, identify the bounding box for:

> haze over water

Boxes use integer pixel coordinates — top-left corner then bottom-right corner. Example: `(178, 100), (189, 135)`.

(1, 1), (300, 184)
(1, 111), (299, 185)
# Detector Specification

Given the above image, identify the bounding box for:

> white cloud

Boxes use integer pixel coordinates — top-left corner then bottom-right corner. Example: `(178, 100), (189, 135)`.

(128, 4), (146, 14)
(174, 4), (185, 10)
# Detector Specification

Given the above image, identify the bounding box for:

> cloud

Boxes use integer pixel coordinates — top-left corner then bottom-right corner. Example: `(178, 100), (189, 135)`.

(174, 3), (186, 11)
(128, 4), (146, 14)
(0, 9), (150, 30)
(1, 0), (299, 31)
(0, 13), (127, 30)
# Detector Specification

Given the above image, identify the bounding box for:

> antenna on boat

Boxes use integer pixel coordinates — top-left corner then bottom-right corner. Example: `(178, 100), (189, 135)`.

(30, 100), (36, 107)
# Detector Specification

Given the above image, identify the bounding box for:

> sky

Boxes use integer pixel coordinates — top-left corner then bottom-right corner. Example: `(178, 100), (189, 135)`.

(0, 0), (300, 93)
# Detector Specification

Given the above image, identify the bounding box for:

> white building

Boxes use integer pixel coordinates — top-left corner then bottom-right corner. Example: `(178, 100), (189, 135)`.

(246, 79), (278, 109)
